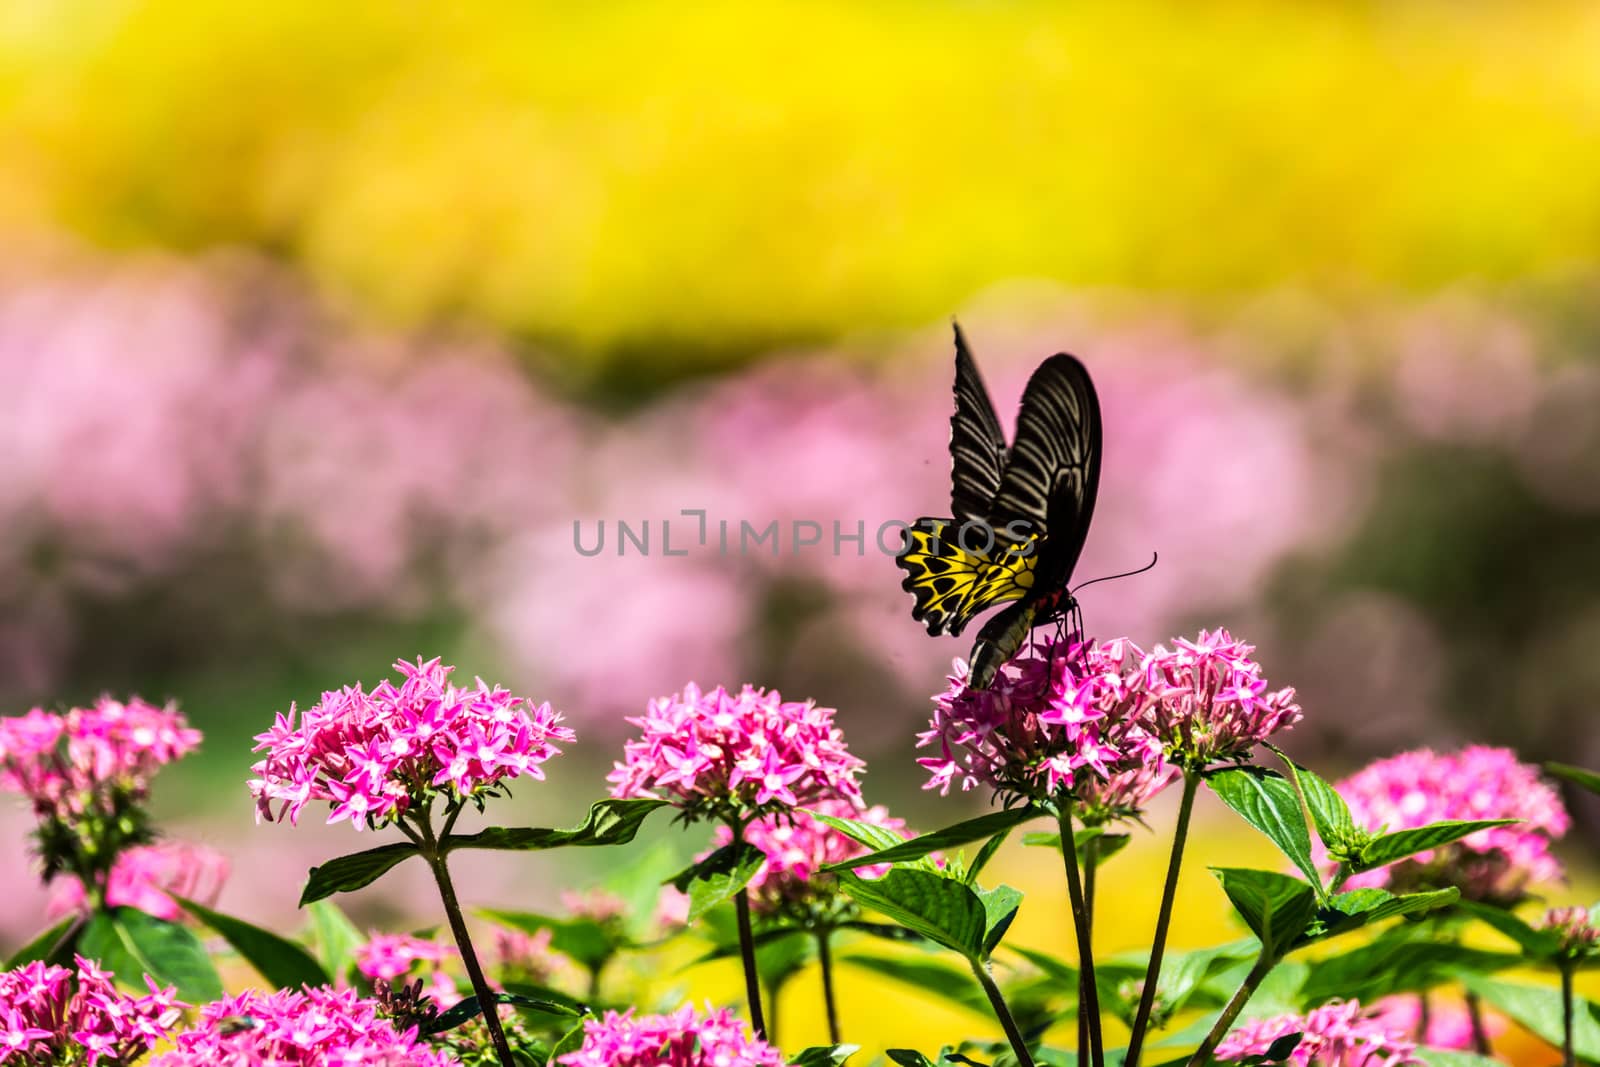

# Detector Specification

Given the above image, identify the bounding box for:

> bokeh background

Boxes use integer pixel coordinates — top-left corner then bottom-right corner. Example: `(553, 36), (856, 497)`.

(3, 0), (1600, 1055)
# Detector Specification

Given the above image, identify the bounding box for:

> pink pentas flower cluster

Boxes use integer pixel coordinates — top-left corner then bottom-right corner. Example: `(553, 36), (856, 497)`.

(1331, 746), (1569, 903)
(354, 933), (456, 982)
(0, 957), (184, 1067)
(48, 841), (229, 922)
(250, 657), (574, 830)
(494, 927), (563, 986)
(1541, 905), (1599, 958)
(710, 797), (908, 916)
(1216, 1000), (1421, 1067)
(918, 638), (1173, 809)
(557, 1004), (785, 1067)
(1138, 629), (1301, 769)
(0, 699), (200, 817)
(149, 987), (449, 1067)
(608, 683), (863, 817)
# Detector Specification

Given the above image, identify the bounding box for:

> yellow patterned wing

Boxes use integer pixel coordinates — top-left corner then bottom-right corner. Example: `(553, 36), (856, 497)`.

(897, 519), (1038, 637)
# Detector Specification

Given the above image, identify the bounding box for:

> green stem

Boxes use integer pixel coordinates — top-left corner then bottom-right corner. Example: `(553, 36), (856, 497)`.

(1078, 837), (1099, 1067)
(1126, 770), (1200, 1067)
(1562, 965), (1576, 1067)
(1188, 952), (1274, 1067)
(735, 888), (767, 1036)
(1057, 806), (1104, 1067)
(970, 957), (1038, 1067)
(817, 928), (842, 1045)
(414, 814), (514, 1067)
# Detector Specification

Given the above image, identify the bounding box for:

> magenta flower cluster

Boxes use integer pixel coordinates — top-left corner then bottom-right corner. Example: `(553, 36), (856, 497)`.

(250, 657), (575, 830)
(1333, 745), (1569, 902)
(1137, 629), (1301, 769)
(0, 699), (200, 817)
(559, 889), (628, 924)
(710, 797), (908, 916)
(557, 1004), (785, 1067)
(918, 638), (1172, 808)
(607, 683), (863, 816)
(148, 987), (450, 1067)
(1216, 1000), (1421, 1067)
(47, 841), (229, 923)
(354, 933), (456, 982)
(0, 957), (184, 1067)
(1371, 995), (1506, 1052)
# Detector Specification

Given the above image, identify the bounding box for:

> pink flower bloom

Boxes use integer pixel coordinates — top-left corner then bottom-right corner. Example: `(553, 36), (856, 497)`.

(1139, 629), (1300, 768)
(149, 986), (449, 1067)
(560, 889), (627, 924)
(1330, 746), (1569, 903)
(48, 841), (229, 923)
(0, 957), (184, 1067)
(494, 927), (563, 986)
(1371, 995), (1507, 1050)
(558, 1004), (784, 1067)
(608, 684), (862, 818)
(0, 699), (200, 818)
(354, 934), (456, 983)
(250, 657), (574, 830)
(918, 638), (1174, 812)
(1216, 1000), (1421, 1067)
(1541, 905), (1599, 958)
(709, 797), (908, 917)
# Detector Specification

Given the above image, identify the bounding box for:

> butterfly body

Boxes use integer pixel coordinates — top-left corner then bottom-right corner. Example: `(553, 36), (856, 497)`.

(897, 325), (1102, 690)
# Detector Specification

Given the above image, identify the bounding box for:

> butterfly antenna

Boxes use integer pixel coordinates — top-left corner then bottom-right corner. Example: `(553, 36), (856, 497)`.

(1070, 552), (1159, 595)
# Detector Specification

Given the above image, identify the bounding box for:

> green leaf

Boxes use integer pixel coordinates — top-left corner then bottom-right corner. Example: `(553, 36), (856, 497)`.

(1547, 762), (1600, 796)
(842, 953), (991, 1015)
(1266, 748), (1354, 844)
(1298, 887), (1460, 946)
(789, 1045), (861, 1067)
(887, 1053), (937, 1067)
(1299, 934), (1521, 1005)
(1210, 868), (1318, 957)
(172, 895), (329, 989)
(479, 909), (616, 972)
(1206, 768), (1322, 895)
(820, 807), (1044, 872)
(1415, 1050), (1506, 1067)
(977, 884), (1023, 955)
(6, 917), (79, 969)
(1005, 944), (1077, 987)
(1353, 820), (1517, 873)
(1456, 900), (1563, 958)
(305, 900), (364, 984)
(420, 992), (583, 1036)
(808, 809), (915, 858)
(836, 867), (1014, 961)
(299, 842), (420, 906)
(445, 798), (671, 852)
(1022, 829), (1132, 868)
(1459, 975), (1600, 1062)
(79, 908), (223, 1002)
(667, 842), (766, 923)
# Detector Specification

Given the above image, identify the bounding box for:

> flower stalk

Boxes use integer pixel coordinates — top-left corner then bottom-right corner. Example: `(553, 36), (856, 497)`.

(1126, 768), (1200, 1067)
(817, 928), (842, 1045)
(1189, 950), (1275, 1067)
(1561, 964), (1576, 1067)
(970, 958), (1037, 1067)
(1057, 805), (1104, 1067)
(405, 807), (514, 1067)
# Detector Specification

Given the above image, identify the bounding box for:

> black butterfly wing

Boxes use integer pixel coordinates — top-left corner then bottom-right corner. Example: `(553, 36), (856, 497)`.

(948, 323), (1008, 528)
(986, 353), (1101, 578)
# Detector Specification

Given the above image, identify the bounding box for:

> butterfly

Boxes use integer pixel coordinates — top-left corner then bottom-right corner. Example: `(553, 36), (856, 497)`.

(896, 323), (1102, 690)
